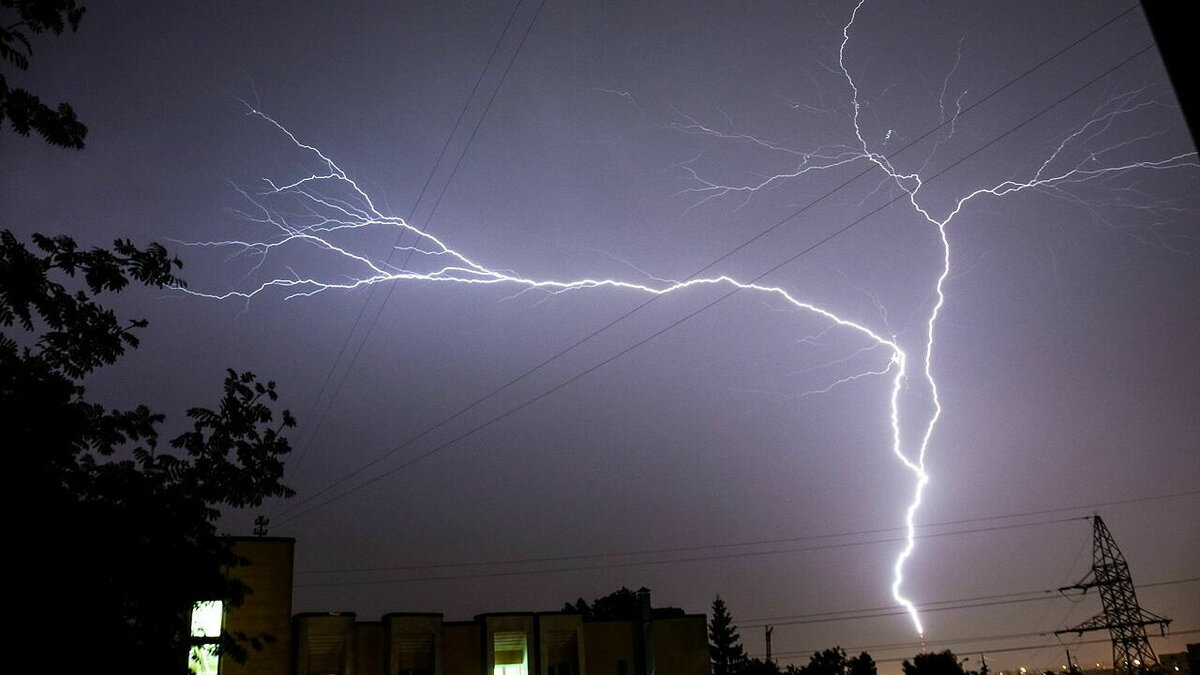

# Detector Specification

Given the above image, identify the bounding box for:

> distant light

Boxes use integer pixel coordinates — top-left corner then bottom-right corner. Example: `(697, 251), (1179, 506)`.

(1133, 660), (1141, 666)
(1020, 668), (1027, 673)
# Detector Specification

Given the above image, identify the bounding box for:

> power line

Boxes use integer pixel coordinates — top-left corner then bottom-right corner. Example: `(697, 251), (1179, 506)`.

(747, 591), (1073, 627)
(293, 516), (1086, 587)
(868, 629), (1200, 664)
(274, 5), (1142, 516)
(769, 627), (1200, 663)
(274, 3), (1140, 520)
(768, 629), (1049, 659)
(277, 0), (543, 485)
(296, 516), (1078, 575)
(744, 574), (1198, 626)
(278, 34), (1156, 525)
(742, 578), (1198, 629)
(309, 0), (551, 434)
(293, 490), (1199, 575)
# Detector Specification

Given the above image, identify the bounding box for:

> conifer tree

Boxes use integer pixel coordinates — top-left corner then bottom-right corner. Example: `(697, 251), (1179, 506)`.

(710, 595), (748, 675)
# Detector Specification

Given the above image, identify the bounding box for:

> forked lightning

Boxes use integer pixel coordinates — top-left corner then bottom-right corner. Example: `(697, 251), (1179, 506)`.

(183, 0), (1197, 638)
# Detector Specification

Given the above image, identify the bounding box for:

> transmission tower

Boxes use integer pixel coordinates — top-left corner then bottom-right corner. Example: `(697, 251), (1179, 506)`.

(1054, 515), (1171, 673)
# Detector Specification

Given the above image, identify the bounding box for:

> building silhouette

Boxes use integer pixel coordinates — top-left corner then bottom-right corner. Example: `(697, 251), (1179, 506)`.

(198, 537), (709, 675)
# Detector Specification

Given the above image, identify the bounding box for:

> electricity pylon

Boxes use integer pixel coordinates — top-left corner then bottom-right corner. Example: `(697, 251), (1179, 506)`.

(1054, 515), (1171, 673)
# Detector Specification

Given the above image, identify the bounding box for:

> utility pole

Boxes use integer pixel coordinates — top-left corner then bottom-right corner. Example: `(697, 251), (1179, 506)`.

(765, 626), (774, 665)
(1054, 515), (1171, 673)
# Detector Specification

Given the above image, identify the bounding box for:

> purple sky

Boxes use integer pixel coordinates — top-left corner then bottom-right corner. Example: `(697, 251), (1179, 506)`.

(3, 1), (1197, 672)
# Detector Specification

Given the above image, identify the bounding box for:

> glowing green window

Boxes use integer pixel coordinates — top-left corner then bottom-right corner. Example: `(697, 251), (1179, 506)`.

(493, 631), (527, 675)
(189, 600), (223, 675)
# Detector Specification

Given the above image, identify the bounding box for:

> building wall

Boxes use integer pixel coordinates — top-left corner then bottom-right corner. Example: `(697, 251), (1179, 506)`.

(386, 613), (444, 675)
(283, 610), (708, 675)
(649, 615), (709, 675)
(484, 613), (538, 674)
(444, 622), (484, 675)
(294, 612), (357, 675)
(1160, 651), (1188, 673)
(218, 538), (707, 675)
(223, 537), (295, 675)
(355, 622), (385, 675)
(538, 613), (585, 675)
(583, 621), (636, 675)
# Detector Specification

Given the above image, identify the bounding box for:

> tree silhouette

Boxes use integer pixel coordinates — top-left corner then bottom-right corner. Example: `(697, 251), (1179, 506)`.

(848, 651), (878, 675)
(743, 657), (785, 675)
(4, 2), (297, 670)
(790, 646), (878, 675)
(562, 586), (641, 620)
(1, 0), (88, 148)
(3, 231), (296, 674)
(800, 647), (851, 675)
(710, 595), (748, 675)
(902, 650), (968, 675)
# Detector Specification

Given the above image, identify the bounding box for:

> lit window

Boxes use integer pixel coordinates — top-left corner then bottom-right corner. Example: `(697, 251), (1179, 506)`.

(190, 601), (223, 675)
(494, 631), (527, 675)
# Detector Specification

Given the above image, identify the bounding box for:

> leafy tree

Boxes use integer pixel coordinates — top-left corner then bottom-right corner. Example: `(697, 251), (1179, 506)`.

(1, 0), (88, 147)
(592, 586), (643, 619)
(743, 657), (784, 675)
(710, 595), (748, 675)
(3, 230), (295, 674)
(848, 651), (878, 675)
(902, 650), (968, 675)
(563, 586), (642, 621)
(800, 647), (851, 675)
(792, 646), (877, 675)
(4, 1), (295, 670)
(562, 596), (594, 619)
(561, 586), (688, 622)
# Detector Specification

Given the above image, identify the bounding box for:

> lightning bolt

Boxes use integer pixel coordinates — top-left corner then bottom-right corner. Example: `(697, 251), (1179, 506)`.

(181, 0), (1197, 640)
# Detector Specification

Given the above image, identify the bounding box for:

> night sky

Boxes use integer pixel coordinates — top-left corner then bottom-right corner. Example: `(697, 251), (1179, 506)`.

(3, 1), (1197, 672)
